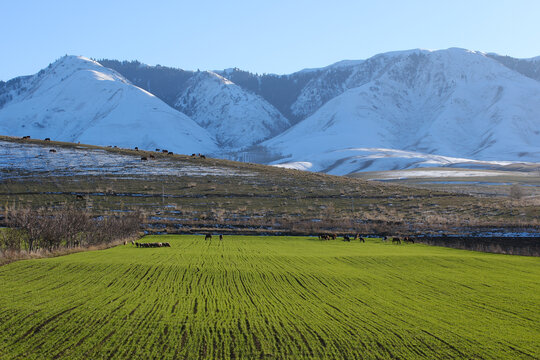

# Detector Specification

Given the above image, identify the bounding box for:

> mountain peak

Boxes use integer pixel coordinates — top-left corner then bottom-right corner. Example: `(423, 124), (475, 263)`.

(195, 70), (235, 85)
(175, 69), (289, 148)
(0, 55), (218, 154)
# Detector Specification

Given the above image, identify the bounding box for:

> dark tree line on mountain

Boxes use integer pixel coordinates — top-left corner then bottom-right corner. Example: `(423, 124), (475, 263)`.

(97, 59), (319, 123)
(98, 59), (193, 106)
(0, 207), (141, 254)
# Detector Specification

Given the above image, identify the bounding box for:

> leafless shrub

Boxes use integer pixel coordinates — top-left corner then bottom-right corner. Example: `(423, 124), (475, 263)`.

(509, 184), (524, 200)
(2, 207), (141, 257)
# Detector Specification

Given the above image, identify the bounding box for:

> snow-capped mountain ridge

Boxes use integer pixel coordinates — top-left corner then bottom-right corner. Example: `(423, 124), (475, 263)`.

(262, 48), (540, 174)
(0, 49), (539, 176)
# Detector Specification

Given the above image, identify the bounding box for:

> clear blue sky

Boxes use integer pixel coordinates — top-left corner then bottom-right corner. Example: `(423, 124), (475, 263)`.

(1, 0), (540, 81)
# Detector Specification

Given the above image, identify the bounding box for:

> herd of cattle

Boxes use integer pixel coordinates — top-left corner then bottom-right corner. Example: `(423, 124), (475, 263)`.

(127, 234), (414, 249)
(124, 241), (171, 248)
(19, 136), (208, 161)
(320, 234), (415, 244)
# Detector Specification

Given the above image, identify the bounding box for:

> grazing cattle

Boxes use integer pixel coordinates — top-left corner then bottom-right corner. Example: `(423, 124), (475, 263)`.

(200, 155), (206, 159)
(156, 148), (160, 152)
(134, 147), (138, 150)
(135, 242), (169, 248)
(343, 235), (350, 242)
(331, 234), (337, 240)
(22, 136), (31, 139)
(205, 234), (212, 240)
(149, 154), (155, 159)
(191, 153), (196, 157)
(44, 137), (51, 141)
(404, 237), (415, 244)
(141, 156), (148, 161)
(113, 146), (118, 148)
(359, 237), (366, 243)
(392, 237), (401, 244)
(49, 149), (57, 153)
(131, 240), (135, 245)
(382, 236), (388, 242)
(76, 194), (84, 200)
(162, 149), (168, 153)
(168, 151), (173, 155)
(219, 234), (223, 241)
(123, 241), (127, 245)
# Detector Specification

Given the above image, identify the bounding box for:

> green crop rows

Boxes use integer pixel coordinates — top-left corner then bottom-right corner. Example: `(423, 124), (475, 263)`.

(0, 236), (538, 359)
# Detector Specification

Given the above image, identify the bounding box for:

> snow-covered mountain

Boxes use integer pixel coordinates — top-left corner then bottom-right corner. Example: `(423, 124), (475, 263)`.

(0, 56), (218, 154)
(175, 71), (289, 148)
(1, 49), (539, 175)
(262, 48), (540, 174)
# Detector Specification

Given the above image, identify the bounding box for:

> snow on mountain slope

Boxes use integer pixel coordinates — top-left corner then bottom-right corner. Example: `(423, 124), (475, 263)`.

(263, 48), (540, 175)
(271, 147), (536, 176)
(290, 49), (430, 119)
(175, 71), (289, 148)
(0, 56), (218, 154)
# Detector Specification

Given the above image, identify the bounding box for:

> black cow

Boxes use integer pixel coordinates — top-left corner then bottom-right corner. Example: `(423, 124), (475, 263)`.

(404, 237), (415, 244)
(205, 234), (212, 240)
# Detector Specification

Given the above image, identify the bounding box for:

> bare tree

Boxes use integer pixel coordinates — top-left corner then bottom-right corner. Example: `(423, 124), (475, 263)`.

(509, 184), (524, 200)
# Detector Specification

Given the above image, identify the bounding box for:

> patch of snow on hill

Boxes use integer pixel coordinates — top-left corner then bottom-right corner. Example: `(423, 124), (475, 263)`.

(270, 147), (537, 176)
(0, 141), (254, 179)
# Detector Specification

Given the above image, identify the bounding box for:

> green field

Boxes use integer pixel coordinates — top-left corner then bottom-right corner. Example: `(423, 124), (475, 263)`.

(0, 236), (538, 359)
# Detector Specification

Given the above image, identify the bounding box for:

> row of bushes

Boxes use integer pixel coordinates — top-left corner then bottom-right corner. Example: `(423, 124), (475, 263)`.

(416, 236), (540, 257)
(0, 207), (141, 253)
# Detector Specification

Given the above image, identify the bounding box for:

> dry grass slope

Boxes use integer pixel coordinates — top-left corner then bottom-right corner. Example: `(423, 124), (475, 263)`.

(0, 136), (538, 237)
